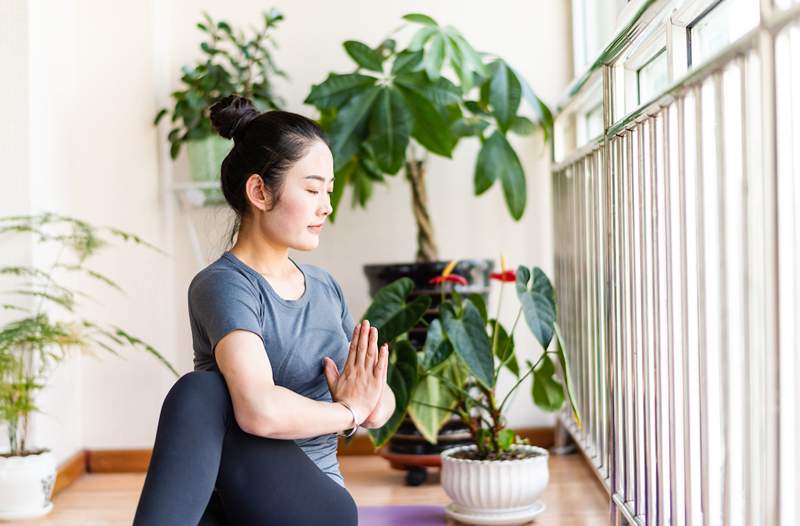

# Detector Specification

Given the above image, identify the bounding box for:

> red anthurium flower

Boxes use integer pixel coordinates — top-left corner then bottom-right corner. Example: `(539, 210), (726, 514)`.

(429, 274), (468, 286)
(490, 270), (516, 282)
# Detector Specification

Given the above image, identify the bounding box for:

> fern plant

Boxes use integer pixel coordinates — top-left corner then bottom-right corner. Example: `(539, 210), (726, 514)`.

(0, 213), (179, 457)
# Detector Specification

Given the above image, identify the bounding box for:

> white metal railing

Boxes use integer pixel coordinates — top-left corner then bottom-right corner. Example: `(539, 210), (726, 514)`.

(552, 1), (799, 524)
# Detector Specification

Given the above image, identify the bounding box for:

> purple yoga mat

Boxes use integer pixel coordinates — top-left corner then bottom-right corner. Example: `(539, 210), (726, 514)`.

(357, 505), (446, 525)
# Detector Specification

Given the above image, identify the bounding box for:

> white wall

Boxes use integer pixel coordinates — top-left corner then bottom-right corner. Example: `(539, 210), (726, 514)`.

(3, 0), (572, 465)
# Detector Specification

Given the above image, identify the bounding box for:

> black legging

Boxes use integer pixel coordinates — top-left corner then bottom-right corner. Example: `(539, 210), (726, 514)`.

(133, 371), (358, 525)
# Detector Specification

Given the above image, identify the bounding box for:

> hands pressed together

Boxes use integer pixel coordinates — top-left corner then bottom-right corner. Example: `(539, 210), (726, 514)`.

(322, 319), (389, 429)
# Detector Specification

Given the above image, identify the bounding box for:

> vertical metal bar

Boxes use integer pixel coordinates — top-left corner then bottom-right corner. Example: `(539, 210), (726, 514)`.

(677, 93), (694, 526)
(738, 53), (754, 526)
(586, 152), (595, 456)
(712, 69), (731, 526)
(662, 106), (679, 526)
(758, 12), (781, 526)
(625, 130), (637, 513)
(650, 114), (664, 526)
(691, 82), (710, 526)
(638, 120), (652, 524)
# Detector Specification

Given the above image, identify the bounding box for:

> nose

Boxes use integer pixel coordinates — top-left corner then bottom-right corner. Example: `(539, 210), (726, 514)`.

(320, 196), (333, 216)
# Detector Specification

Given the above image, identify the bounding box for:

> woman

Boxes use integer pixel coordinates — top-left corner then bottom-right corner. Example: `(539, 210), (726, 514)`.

(133, 95), (394, 525)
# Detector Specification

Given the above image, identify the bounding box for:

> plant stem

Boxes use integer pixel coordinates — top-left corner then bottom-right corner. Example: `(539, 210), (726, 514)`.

(404, 152), (438, 263)
(498, 351), (548, 415)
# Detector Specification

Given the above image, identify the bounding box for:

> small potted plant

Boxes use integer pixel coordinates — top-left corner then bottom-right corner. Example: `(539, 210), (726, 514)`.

(154, 9), (287, 205)
(360, 257), (581, 521)
(0, 213), (179, 519)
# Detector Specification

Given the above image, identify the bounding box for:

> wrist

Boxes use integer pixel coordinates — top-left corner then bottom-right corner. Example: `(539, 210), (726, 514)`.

(336, 400), (360, 437)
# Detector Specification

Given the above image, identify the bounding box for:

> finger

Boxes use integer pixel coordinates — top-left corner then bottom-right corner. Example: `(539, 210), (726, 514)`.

(356, 319), (370, 369)
(373, 343), (387, 376)
(323, 358), (338, 390)
(365, 326), (378, 369)
(344, 323), (361, 371)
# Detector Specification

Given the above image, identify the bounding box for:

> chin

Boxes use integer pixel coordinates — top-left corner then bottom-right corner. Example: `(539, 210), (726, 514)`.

(294, 237), (320, 251)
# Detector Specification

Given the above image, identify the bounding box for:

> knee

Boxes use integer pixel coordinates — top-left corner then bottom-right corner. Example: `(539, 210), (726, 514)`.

(161, 371), (230, 418)
(328, 489), (358, 526)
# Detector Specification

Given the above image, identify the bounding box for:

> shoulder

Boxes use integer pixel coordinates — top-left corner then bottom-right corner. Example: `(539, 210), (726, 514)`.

(189, 255), (260, 303)
(301, 263), (345, 299)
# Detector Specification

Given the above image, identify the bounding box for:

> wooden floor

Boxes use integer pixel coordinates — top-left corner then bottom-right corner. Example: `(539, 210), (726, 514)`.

(15, 453), (610, 525)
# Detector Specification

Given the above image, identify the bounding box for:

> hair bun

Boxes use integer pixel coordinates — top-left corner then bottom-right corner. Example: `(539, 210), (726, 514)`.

(209, 95), (259, 140)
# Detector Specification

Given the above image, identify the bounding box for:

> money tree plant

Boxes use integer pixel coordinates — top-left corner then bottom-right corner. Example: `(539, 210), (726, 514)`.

(304, 13), (554, 263)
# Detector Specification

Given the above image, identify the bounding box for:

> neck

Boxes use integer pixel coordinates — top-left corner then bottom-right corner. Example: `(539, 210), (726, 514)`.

(230, 222), (293, 278)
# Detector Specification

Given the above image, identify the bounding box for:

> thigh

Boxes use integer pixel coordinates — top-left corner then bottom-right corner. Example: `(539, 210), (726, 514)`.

(134, 370), (233, 526)
(214, 423), (358, 526)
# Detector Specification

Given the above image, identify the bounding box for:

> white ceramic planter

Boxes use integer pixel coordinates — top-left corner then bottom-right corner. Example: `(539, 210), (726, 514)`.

(441, 444), (549, 525)
(0, 450), (56, 520)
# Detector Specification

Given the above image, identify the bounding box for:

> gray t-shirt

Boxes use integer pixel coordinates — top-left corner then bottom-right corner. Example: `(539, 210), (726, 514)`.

(188, 251), (356, 488)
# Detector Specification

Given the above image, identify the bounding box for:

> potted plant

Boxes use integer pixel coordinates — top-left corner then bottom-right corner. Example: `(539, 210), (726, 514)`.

(304, 12), (554, 461)
(154, 9), (287, 205)
(359, 256), (581, 521)
(0, 213), (179, 519)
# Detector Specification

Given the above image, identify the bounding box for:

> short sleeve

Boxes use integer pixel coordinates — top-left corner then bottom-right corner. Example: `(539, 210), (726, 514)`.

(329, 273), (356, 339)
(188, 271), (263, 354)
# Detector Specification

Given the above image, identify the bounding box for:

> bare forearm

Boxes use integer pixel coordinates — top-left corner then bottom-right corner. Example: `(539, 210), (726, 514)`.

(248, 385), (354, 440)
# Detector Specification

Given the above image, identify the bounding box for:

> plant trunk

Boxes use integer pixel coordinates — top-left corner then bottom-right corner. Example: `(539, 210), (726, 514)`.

(405, 159), (438, 263)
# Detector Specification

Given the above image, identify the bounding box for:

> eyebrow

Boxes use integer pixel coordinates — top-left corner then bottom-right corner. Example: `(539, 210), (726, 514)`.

(304, 175), (335, 184)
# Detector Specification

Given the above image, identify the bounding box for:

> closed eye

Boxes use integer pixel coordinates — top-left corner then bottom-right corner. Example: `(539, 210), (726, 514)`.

(307, 190), (334, 195)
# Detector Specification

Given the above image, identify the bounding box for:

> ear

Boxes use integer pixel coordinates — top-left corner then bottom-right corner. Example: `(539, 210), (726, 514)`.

(245, 173), (271, 212)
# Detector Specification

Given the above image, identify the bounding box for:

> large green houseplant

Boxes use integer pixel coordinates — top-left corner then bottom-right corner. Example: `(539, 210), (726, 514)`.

(154, 10), (287, 204)
(0, 213), (178, 519)
(304, 12), (554, 262)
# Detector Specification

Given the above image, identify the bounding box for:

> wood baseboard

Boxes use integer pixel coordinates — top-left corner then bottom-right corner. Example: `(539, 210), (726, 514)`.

(54, 426), (554, 496)
(53, 450), (87, 497)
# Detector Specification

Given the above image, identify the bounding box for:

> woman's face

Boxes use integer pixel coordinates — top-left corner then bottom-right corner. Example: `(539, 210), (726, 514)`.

(248, 139), (335, 251)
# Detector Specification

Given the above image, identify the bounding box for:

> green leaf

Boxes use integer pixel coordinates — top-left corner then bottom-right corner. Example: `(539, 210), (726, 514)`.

(508, 63), (554, 142)
(452, 116), (489, 137)
(396, 85), (457, 158)
(408, 26), (437, 51)
(421, 319), (454, 371)
(498, 428), (515, 450)
(449, 33), (488, 77)
(394, 72), (461, 114)
(515, 266), (556, 349)
(329, 85), (381, 171)
(367, 341), (417, 448)
(361, 278), (431, 345)
(490, 318), (520, 377)
(365, 87), (413, 174)
(440, 299), (494, 388)
(391, 49), (424, 75)
(424, 34), (446, 81)
(474, 131), (526, 219)
(510, 115), (537, 136)
(554, 322), (582, 428)
(467, 293), (488, 324)
(488, 60), (522, 133)
(304, 73), (378, 110)
(402, 13), (439, 26)
(343, 40), (385, 73)
(531, 355), (564, 412)
(408, 373), (459, 444)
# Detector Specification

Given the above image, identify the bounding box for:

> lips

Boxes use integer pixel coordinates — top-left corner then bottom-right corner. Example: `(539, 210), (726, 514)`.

(308, 224), (323, 233)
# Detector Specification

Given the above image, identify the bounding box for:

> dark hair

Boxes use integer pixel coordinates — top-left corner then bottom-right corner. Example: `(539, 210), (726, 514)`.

(208, 95), (331, 245)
